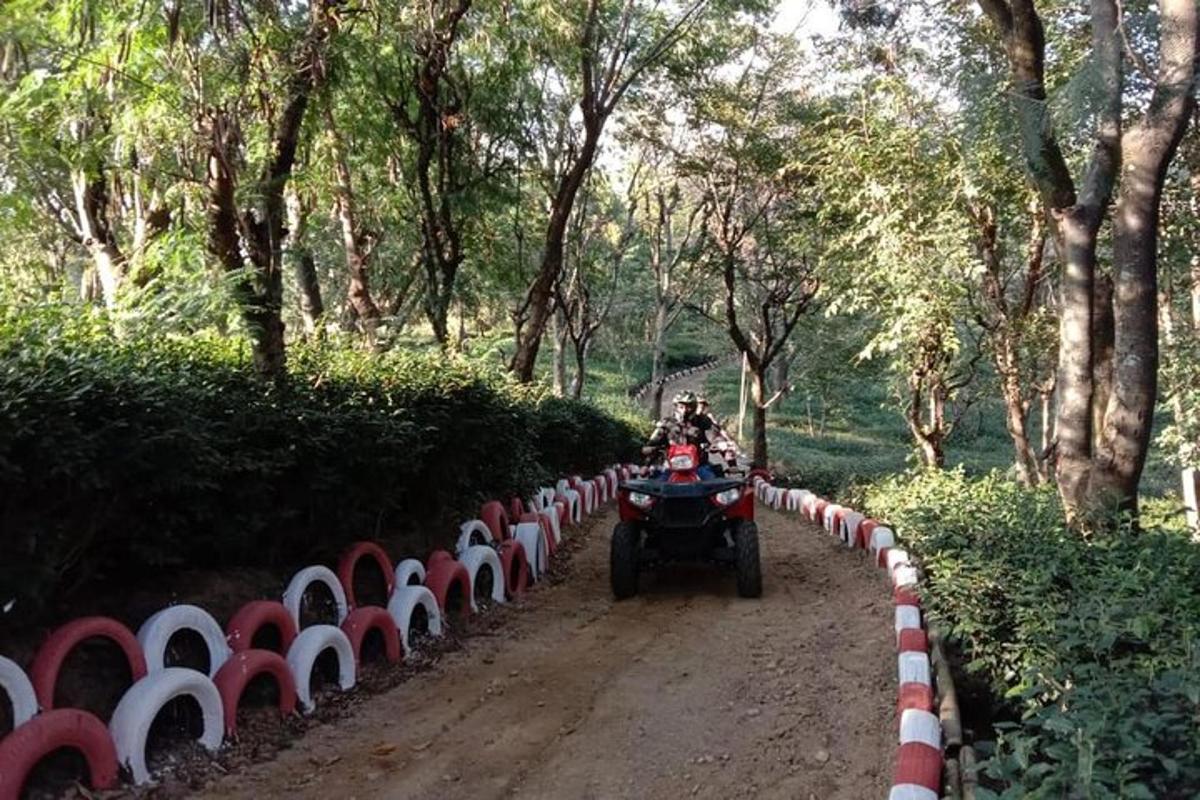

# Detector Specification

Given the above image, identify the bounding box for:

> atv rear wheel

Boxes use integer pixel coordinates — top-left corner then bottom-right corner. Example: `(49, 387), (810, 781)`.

(734, 521), (762, 598)
(610, 522), (640, 599)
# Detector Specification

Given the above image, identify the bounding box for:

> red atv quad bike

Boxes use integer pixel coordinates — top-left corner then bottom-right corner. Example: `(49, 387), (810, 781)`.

(612, 443), (761, 599)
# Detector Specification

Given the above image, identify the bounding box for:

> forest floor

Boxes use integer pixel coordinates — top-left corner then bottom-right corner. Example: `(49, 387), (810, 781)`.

(194, 503), (896, 800)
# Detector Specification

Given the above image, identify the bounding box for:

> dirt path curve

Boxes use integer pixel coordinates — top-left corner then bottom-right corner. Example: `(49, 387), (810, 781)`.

(198, 505), (895, 800)
(642, 361), (721, 415)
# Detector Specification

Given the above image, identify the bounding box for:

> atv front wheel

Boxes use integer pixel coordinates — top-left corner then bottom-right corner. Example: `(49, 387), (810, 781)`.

(734, 521), (763, 598)
(610, 522), (640, 599)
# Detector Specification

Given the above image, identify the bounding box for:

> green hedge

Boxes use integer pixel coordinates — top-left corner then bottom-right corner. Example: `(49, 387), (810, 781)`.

(862, 469), (1200, 798)
(0, 306), (639, 623)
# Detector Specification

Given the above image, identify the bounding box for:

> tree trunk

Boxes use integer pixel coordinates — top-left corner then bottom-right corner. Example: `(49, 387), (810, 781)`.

(511, 123), (602, 382)
(1001, 368), (1039, 486)
(571, 338), (588, 400)
(552, 312), (567, 397)
(750, 368), (769, 468)
(1091, 273), (1115, 451)
(1090, 0), (1196, 513)
(1053, 208), (1101, 513)
(326, 105), (380, 344)
(773, 350), (791, 398)
(285, 188), (324, 338)
(906, 374), (945, 469)
(649, 302), (668, 419)
(72, 169), (126, 309)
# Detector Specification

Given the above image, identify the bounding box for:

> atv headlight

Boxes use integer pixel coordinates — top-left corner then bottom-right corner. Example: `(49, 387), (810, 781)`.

(714, 487), (742, 506)
(628, 491), (654, 509)
(669, 453), (695, 470)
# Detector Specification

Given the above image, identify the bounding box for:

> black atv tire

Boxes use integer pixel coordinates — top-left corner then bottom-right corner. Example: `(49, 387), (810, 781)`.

(734, 521), (763, 598)
(611, 522), (640, 599)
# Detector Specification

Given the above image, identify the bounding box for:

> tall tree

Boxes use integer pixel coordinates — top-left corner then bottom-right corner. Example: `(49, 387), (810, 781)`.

(199, 0), (336, 376)
(976, 0), (1198, 520)
(689, 36), (820, 466)
(509, 0), (714, 382)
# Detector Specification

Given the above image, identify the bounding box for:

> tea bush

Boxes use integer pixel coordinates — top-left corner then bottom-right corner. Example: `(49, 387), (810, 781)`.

(863, 469), (1200, 798)
(0, 305), (640, 622)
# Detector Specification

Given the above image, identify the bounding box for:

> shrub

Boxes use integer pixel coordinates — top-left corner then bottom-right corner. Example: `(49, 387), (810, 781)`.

(863, 469), (1200, 798)
(0, 305), (639, 624)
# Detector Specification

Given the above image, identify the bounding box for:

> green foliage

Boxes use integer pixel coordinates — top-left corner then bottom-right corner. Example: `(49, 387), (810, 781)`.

(863, 469), (1200, 798)
(0, 304), (639, 622)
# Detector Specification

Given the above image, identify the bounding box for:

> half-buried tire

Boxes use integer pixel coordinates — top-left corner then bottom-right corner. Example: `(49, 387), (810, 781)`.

(498, 541), (530, 600)
(0, 709), (119, 796)
(108, 667), (224, 785)
(0, 655), (38, 729)
(610, 522), (640, 600)
(734, 521), (763, 598)
(212, 650), (298, 736)
(387, 586), (444, 653)
(284, 625), (356, 713)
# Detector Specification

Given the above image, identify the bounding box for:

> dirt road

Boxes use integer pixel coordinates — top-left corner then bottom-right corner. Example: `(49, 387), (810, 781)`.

(198, 505), (895, 800)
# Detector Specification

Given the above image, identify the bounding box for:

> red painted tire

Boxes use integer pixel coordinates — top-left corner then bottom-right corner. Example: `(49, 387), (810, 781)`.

(747, 468), (772, 485)
(537, 514), (557, 558)
(336, 541), (396, 609)
(225, 600), (298, 655)
(897, 628), (928, 653)
(508, 497), (526, 522)
(811, 499), (829, 525)
(894, 586), (921, 607)
(480, 501), (511, 543)
(0, 709), (118, 797)
(897, 682), (935, 714)
(498, 540), (530, 599)
(893, 741), (942, 792)
(30, 617), (148, 712)
(423, 552), (472, 620)
(340, 606), (401, 666)
(859, 519), (881, 549)
(554, 500), (567, 527)
(212, 649), (298, 736)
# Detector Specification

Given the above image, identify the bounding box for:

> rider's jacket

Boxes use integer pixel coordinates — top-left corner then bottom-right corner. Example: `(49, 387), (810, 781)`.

(646, 413), (714, 459)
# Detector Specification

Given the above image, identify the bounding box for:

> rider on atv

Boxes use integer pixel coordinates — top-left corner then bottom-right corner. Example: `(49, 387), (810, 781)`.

(643, 390), (719, 479)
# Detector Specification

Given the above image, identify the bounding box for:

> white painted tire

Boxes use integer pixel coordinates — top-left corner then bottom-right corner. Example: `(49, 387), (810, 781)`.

(394, 558), (427, 588)
(387, 585), (444, 653)
(285, 625), (356, 713)
(841, 512), (865, 546)
(460, 546), (506, 610)
(513, 521), (549, 580)
(0, 655), (37, 727)
(593, 477), (609, 505)
(889, 787), (939, 800)
(539, 506), (562, 545)
(887, 549), (911, 575)
(136, 604), (232, 677)
(898, 652), (932, 687)
(574, 479), (596, 515)
(802, 495), (820, 519)
(895, 606), (922, 641)
(282, 565), (349, 629)
(109, 667), (223, 785)
(870, 527), (896, 557)
(823, 504), (843, 532)
(899, 708), (942, 748)
(894, 565), (920, 588)
(604, 469), (618, 497)
(456, 520), (495, 556)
